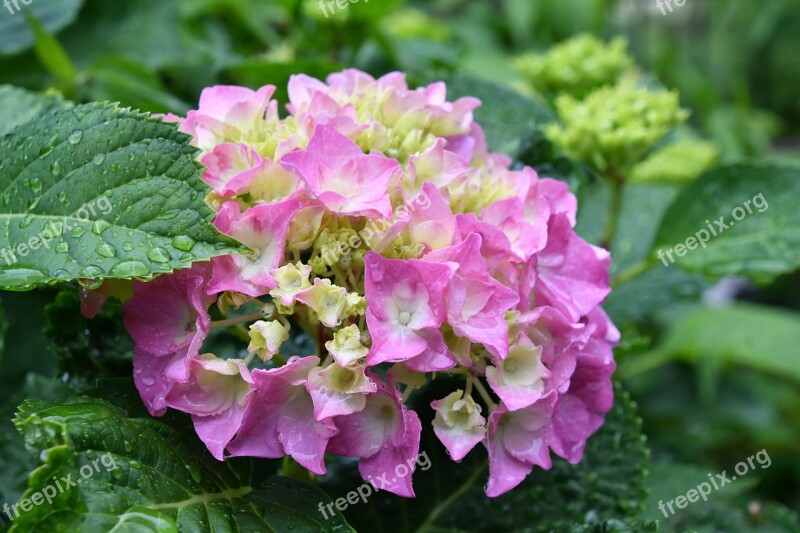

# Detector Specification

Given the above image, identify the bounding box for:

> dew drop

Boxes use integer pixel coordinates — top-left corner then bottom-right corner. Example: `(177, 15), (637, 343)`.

(110, 260), (150, 277)
(51, 269), (71, 280)
(147, 247), (170, 263)
(56, 242), (70, 254)
(171, 235), (196, 252)
(68, 130), (83, 144)
(185, 463), (202, 484)
(155, 209), (180, 220)
(92, 219), (112, 235)
(95, 242), (117, 258)
(39, 134), (58, 156)
(93, 153), (106, 165)
(79, 265), (105, 279)
(71, 226), (86, 238)
(18, 215), (34, 229)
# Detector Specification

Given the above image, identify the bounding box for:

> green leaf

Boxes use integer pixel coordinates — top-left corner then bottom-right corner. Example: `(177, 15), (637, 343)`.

(0, 374), (75, 530)
(611, 183), (682, 274)
(25, 11), (76, 84)
(605, 266), (709, 328)
(652, 163), (800, 281)
(0, 0), (83, 55)
(441, 75), (555, 159)
(0, 291), (57, 405)
(518, 127), (591, 202)
(79, 56), (191, 115)
(56, 0), (184, 71)
(11, 389), (354, 532)
(643, 460), (800, 532)
(320, 382), (650, 532)
(44, 286), (133, 389)
(0, 85), (67, 137)
(638, 304), (800, 383)
(0, 295), (5, 368)
(0, 102), (247, 290)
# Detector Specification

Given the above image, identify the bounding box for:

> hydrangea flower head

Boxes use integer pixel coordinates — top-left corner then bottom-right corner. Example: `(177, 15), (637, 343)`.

(124, 69), (617, 498)
(545, 84), (690, 175)
(515, 34), (634, 99)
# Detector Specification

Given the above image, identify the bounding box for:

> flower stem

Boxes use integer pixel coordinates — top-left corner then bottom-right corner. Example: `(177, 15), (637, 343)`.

(330, 264), (348, 288)
(243, 351), (258, 366)
(601, 173), (625, 250)
(439, 367), (468, 375)
(402, 385), (415, 402)
(472, 378), (497, 411)
(210, 311), (266, 329)
(611, 257), (654, 288)
(415, 461), (486, 533)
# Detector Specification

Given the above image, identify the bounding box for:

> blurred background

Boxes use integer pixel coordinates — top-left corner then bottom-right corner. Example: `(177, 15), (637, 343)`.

(1, 0), (798, 531)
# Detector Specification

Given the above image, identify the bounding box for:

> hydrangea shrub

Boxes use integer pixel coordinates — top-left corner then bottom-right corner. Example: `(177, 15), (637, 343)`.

(120, 69), (617, 498)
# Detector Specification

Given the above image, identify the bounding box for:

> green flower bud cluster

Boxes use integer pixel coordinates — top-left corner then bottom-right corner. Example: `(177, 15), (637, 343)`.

(630, 138), (719, 184)
(545, 84), (690, 176)
(380, 9), (451, 42)
(516, 35), (634, 99)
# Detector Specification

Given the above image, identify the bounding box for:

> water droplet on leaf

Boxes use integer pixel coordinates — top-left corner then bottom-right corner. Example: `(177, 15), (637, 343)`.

(172, 235), (195, 252)
(68, 130), (83, 144)
(147, 247), (170, 263)
(95, 242), (117, 258)
(79, 265), (105, 279)
(92, 219), (112, 235)
(110, 260), (150, 277)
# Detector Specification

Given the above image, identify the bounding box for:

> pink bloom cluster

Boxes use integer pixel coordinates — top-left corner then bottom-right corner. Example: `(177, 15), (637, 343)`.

(122, 69), (616, 497)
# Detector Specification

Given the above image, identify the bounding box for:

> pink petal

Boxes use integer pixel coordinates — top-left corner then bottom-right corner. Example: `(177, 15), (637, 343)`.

(208, 200), (302, 296)
(534, 214), (611, 322)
